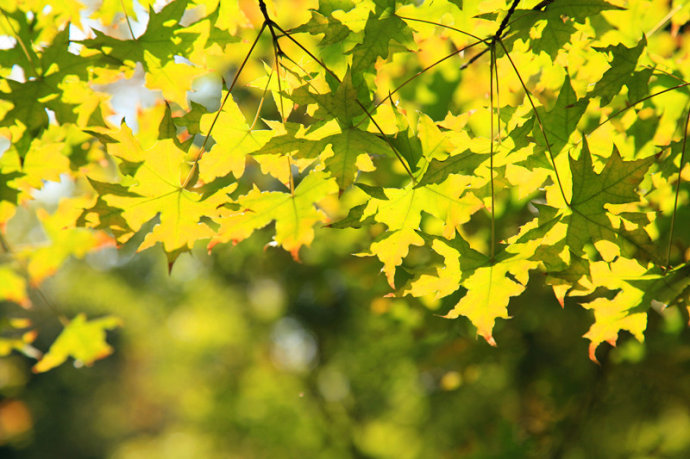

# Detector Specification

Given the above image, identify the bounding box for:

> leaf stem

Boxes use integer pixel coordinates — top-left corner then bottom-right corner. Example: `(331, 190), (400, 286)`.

(287, 155), (295, 195)
(666, 107), (690, 268)
(250, 64), (274, 130)
(119, 0), (136, 39)
(489, 43), (496, 261)
(588, 82), (690, 135)
(397, 15), (486, 43)
(0, 8), (38, 77)
(356, 37), (487, 128)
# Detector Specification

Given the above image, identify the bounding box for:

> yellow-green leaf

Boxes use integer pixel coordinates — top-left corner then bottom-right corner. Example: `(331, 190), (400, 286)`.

(33, 314), (122, 373)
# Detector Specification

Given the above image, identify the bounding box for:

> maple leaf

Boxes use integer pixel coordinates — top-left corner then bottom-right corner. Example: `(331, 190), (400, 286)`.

(496, 1), (622, 56)
(81, 0), (192, 65)
(33, 314), (122, 373)
(197, 94), (273, 182)
(532, 75), (587, 157)
(293, 9), (352, 46)
(361, 177), (483, 286)
(102, 139), (234, 254)
(580, 258), (650, 362)
(23, 199), (111, 286)
(210, 171), (338, 260)
(590, 38), (647, 106)
(444, 261), (529, 346)
(565, 140), (654, 256)
(321, 127), (389, 191)
(348, 9), (412, 94)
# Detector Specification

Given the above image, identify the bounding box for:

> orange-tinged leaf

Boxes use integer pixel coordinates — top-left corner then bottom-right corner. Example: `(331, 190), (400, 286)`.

(32, 314), (122, 373)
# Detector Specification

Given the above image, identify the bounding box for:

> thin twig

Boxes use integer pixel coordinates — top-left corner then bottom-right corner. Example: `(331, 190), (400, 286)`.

(489, 43), (496, 261)
(119, 0), (136, 39)
(397, 15), (487, 43)
(666, 107), (690, 268)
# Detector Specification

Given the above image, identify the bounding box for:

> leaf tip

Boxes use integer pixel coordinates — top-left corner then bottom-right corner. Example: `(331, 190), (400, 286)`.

(588, 344), (600, 364)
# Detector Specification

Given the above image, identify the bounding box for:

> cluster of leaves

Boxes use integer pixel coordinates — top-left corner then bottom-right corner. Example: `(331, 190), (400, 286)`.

(1, 0), (690, 370)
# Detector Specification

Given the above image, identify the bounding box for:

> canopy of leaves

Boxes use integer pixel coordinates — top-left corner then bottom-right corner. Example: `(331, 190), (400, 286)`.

(1, 0), (689, 379)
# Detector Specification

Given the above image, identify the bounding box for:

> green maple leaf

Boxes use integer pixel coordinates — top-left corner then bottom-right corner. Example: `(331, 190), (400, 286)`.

(33, 314), (122, 373)
(81, 0), (192, 66)
(321, 128), (390, 191)
(566, 139), (654, 256)
(292, 10), (351, 46)
(590, 37), (646, 105)
(532, 75), (587, 157)
(390, 127), (423, 174)
(349, 10), (412, 91)
(78, 178), (136, 240)
(499, 1), (621, 55)
(416, 150), (486, 187)
(253, 124), (324, 158)
(0, 7), (40, 77)
(625, 67), (654, 103)
(0, 171), (22, 204)
(292, 70), (365, 126)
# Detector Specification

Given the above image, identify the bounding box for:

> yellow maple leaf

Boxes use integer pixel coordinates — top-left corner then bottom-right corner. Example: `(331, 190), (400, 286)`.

(444, 263), (527, 346)
(580, 258), (650, 362)
(197, 94), (273, 182)
(104, 139), (234, 253)
(33, 314), (122, 373)
(210, 171), (337, 260)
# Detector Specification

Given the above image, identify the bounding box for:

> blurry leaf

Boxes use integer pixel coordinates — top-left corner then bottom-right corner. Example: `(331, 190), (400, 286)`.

(0, 266), (29, 308)
(33, 314), (122, 373)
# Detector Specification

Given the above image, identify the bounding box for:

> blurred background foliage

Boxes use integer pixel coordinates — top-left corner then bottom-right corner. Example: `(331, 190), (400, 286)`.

(2, 229), (690, 458)
(2, 0), (690, 457)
